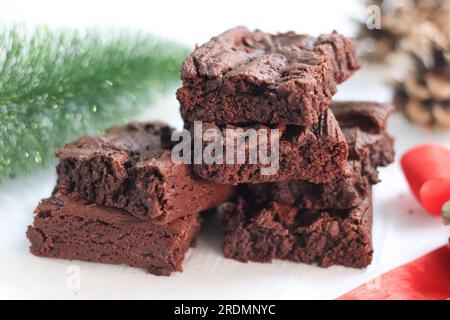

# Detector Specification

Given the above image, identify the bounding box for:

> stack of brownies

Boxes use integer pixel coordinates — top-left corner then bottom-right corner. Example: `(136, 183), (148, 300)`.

(27, 27), (395, 275)
(26, 123), (231, 275)
(177, 27), (394, 268)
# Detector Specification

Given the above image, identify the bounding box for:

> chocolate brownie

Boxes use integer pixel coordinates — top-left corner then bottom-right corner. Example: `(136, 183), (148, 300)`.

(26, 194), (200, 275)
(243, 161), (371, 210)
(56, 122), (231, 223)
(333, 101), (395, 172)
(244, 101), (395, 209)
(219, 190), (373, 268)
(189, 109), (348, 185)
(177, 27), (360, 126)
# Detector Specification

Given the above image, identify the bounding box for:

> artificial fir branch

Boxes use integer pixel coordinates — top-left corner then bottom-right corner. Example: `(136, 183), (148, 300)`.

(0, 25), (188, 180)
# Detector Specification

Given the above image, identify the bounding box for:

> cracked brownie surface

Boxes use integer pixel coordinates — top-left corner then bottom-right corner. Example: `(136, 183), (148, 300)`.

(178, 27), (360, 126)
(56, 122), (231, 223)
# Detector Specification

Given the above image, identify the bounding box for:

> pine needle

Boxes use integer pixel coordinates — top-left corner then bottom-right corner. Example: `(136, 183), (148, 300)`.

(0, 25), (188, 180)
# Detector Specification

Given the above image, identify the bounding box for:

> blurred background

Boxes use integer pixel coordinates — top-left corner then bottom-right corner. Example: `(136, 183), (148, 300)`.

(2, 0), (363, 45)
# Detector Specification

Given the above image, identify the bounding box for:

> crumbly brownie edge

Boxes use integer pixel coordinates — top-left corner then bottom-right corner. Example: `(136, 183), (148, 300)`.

(56, 122), (232, 223)
(219, 192), (373, 268)
(190, 109), (348, 185)
(242, 161), (370, 210)
(331, 101), (394, 133)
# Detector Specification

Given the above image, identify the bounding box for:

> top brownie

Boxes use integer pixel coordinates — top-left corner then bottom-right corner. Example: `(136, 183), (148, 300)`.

(55, 122), (231, 223)
(177, 26), (360, 126)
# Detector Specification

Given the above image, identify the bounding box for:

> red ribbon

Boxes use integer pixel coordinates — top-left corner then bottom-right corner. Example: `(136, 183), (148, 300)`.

(338, 245), (450, 300)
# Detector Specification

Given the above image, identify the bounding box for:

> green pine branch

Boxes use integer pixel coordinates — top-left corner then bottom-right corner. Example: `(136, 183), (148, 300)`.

(0, 25), (189, 181)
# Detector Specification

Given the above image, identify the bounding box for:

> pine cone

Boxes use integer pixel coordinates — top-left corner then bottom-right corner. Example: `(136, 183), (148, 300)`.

(394, 51), (450, 128)
(359, 0), (450, 129)
(443, 201), (450, 225)
(357, 0), (450, 65)
(444, 201), (450, 245)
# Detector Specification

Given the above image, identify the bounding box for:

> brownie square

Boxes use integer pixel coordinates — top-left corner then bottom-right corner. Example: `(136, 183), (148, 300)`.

(55, 122), (231, 223)
(220, 190), (373, 269)
(243, 161), (371, 210)
(26, 194), (200, 276)
(177, 27), (360, 126)
(244, 101), (395, 209)
(189, 109), (349, 185)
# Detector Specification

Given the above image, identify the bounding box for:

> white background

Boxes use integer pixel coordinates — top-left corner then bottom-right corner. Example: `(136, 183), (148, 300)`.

(0, 0), (449, 299)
